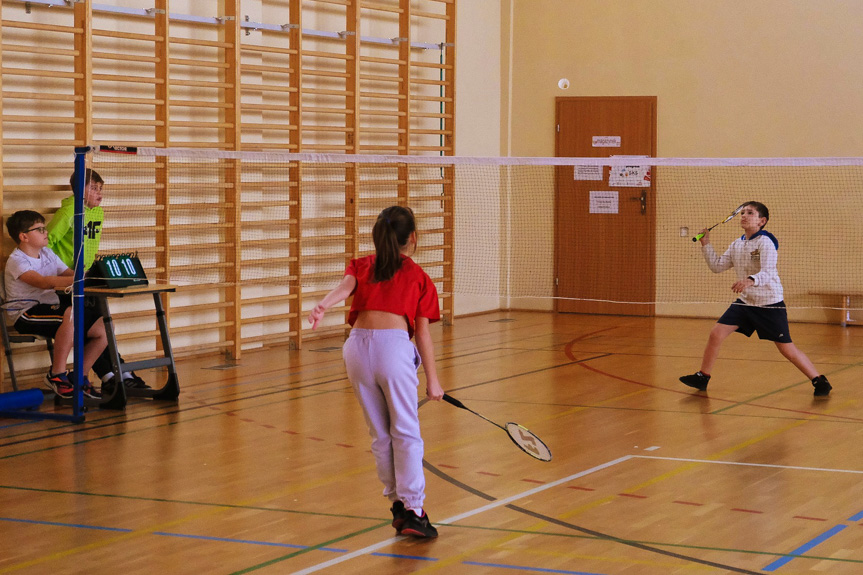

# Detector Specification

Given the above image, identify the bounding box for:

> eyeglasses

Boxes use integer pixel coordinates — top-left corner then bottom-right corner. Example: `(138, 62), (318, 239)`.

(26, 226), (48, 234)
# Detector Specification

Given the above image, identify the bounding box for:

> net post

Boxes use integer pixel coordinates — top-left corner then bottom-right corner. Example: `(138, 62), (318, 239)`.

(71, 146), (92, 421)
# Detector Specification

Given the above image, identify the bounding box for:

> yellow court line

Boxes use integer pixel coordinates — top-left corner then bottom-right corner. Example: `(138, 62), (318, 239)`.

(423, 388), (651, 458)
(406, 399), (851, 574)
(0, 461), (379, 574)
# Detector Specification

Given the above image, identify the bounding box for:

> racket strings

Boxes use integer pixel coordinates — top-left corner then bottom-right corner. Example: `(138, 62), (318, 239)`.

(505, 422), (552, 461)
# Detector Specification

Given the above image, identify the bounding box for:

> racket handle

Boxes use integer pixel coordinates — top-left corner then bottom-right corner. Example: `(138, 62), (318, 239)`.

(692, 232), (705, 242)
(442, 394), (466, 409)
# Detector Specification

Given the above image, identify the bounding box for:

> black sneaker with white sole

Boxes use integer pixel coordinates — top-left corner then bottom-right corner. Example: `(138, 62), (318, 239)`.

(123, 372), (151, 389)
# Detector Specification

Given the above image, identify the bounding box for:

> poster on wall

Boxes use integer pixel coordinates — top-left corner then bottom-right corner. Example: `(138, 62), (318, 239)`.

(589, 191), (618, 214)
(608, 155), (651, 187)
(573, 165), (603, 181)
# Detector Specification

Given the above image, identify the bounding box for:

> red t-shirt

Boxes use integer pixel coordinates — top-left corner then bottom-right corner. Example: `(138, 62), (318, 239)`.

(345, 254), (440, 338)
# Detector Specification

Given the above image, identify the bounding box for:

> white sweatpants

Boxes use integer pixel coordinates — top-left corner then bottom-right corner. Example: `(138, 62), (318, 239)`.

(343, 328), (425, 509)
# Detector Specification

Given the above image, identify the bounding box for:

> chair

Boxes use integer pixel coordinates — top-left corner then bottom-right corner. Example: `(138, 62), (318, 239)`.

(0, 315), (53, 392)
(0, 276), (54, 392)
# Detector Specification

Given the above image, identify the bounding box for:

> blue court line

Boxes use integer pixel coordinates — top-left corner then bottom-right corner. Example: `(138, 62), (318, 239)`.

(370, 552), (436, 561)
(0, 517), (131, 532)
(463, 562), (604, 575)
(762, 525), (846, 572)
(0, 421), (36, 430)
(0, 516), (351, 553)
(152, 531), (347, 553)
(762, 506), (863, 571)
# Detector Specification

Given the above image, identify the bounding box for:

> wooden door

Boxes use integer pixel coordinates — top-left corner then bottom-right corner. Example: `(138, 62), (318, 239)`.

(555, 96), (657, 315)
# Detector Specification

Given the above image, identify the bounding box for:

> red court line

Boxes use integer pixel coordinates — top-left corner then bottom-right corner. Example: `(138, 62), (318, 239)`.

(573, 358), (863, 423)
(730, 508), (763, 514)
(793, 516), (827, 522)
(563, 327), (621, 361)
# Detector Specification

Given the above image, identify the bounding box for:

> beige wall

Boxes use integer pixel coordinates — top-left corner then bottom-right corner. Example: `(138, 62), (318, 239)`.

(491, 0), (863, 318)
(454, 0), (506, 314)
(508, 0), (863, 158)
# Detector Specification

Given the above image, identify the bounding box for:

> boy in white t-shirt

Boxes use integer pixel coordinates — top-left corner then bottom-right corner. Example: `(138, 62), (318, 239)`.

(4, 210), (107, 399)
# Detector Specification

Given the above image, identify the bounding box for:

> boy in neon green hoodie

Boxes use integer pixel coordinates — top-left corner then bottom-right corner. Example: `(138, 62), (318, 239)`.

(48, 169), (104, 270)
(47, 169), (148, 390)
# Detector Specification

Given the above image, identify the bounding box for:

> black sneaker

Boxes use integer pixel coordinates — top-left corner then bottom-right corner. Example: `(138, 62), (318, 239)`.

(679, 371), (710, 391)
(812, 375), (832, 397)
(400, 509), (438, 538)
(69, 372), (101, 399)
(390, 501), (407, 533)
(81, 377), (101, 400)
(123, 373), (151, 389)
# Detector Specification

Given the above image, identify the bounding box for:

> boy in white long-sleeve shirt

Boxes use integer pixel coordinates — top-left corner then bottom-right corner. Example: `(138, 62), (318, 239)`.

(679, 201), (832, 397)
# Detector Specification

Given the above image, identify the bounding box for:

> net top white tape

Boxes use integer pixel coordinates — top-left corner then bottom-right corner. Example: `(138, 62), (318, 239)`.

(122, 147), (863, 167)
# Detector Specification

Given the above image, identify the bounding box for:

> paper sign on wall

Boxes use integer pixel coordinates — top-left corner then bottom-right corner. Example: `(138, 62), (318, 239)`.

(592, 136), (621, 147)
(574, 165), (603, 181)
(608, 155), (651, 187)
(589, 191), (618, 214)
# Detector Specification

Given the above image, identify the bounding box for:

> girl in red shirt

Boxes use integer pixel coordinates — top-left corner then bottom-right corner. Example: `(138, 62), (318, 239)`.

(309, 206), (444, 538)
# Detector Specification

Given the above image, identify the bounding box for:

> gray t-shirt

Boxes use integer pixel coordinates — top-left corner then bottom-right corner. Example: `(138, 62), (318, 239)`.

(4, 247), (69, 321)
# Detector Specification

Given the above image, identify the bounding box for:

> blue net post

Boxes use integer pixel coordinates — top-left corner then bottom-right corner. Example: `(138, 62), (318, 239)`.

(71, 147), (92, 420)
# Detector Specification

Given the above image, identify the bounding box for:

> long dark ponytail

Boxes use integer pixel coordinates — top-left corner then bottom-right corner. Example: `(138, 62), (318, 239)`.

(372, 206), (415, 283)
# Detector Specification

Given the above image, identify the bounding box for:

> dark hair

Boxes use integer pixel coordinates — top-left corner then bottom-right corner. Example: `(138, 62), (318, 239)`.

(6, 210), (45, 245)
(371, 206), (416, 283)
(69, 168), (104, 191)
(743, 201), (769, 228)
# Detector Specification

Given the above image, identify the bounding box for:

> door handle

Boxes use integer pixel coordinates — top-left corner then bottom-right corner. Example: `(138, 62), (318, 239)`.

(630, 190), (647, 215)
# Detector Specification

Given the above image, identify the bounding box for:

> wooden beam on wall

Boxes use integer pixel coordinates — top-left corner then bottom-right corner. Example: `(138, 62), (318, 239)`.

(222, 0), (243, 360)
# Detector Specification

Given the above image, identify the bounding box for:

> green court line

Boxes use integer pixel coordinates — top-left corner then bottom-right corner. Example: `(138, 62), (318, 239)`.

(3, 482), (863, 569)
(0, 362), (353, 444)
(0, 483), (384, 522)
(711, 362), (862, 415)
(229, 521), (390, 575)
(0, 387), (339, 461)
(466, 398), (862, 425)
(438, 523), (863, 565)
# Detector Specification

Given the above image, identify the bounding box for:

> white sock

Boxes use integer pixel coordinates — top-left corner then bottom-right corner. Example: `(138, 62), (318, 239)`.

(101, 372), (115, 383)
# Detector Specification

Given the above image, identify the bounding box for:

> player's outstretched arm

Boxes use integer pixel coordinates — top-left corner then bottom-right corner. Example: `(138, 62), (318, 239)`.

(308, 275), (357, 330)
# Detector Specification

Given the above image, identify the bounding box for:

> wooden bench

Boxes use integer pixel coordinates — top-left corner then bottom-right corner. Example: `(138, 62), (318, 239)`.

(809, 291), (862, 327)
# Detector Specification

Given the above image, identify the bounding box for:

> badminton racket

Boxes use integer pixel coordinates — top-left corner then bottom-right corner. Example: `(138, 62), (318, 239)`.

(442, 394), (552, 462)
(692, 203), (747, 242)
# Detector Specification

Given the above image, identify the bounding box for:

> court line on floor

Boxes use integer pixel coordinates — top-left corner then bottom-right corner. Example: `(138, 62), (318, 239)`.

(634, 455), (863, 572)
(762, 525), (847, 572)
(634, 455), (863, 475)
(287, 456), (634, 575)
(575, 362), (863, 423)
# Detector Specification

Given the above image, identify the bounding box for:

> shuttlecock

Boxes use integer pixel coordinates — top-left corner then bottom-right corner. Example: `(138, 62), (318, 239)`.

(558, 78), (570, 90)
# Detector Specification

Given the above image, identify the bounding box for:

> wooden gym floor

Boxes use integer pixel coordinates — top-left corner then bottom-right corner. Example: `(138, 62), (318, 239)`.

(1, 310), (862, 574)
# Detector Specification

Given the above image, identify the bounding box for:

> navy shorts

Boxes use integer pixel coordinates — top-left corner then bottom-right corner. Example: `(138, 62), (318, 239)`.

(15, 301), (102, 339)
(717, 299), (792, 343)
